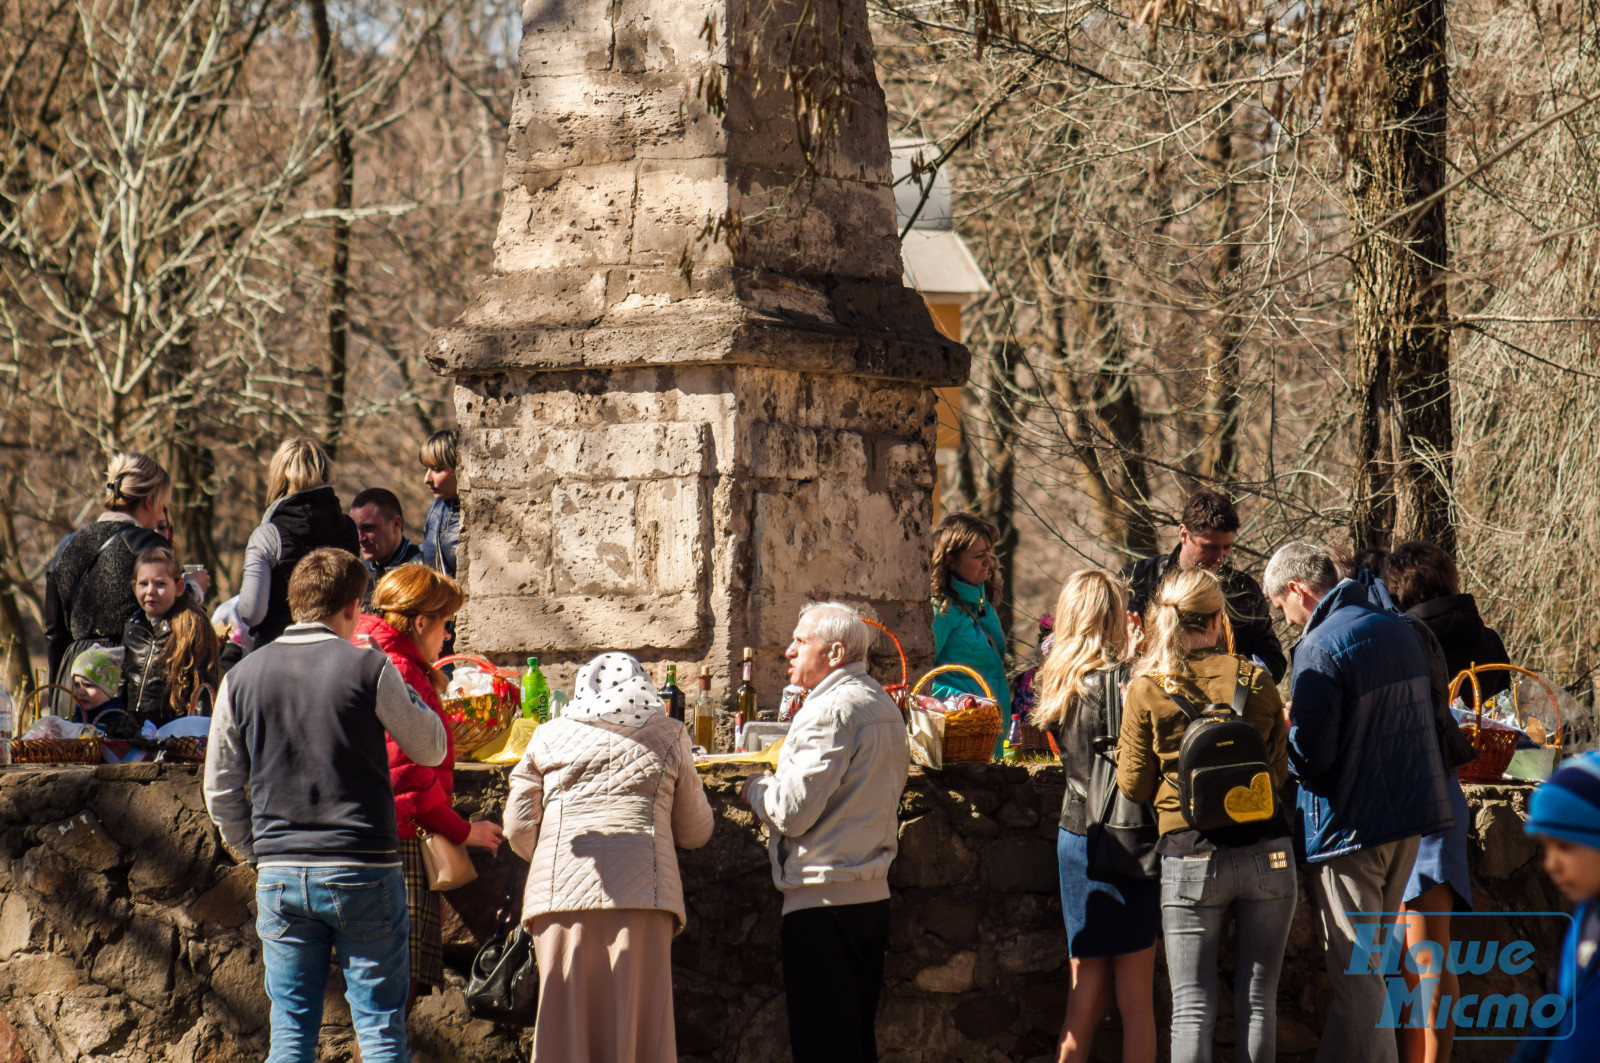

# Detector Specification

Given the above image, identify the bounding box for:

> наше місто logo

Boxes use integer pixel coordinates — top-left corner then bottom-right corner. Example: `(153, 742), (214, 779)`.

(1347, 912), (1576, 1041)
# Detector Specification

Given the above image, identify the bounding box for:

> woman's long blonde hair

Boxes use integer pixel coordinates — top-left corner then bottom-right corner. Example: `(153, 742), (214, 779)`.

(1030, 570), (1129, 729)
(266, 436), (333, 504)
(1133, 567), (1234, 682)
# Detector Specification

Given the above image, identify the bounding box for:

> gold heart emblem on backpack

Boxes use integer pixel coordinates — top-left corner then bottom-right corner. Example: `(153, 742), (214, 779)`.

(1223, 772), (1273, 822)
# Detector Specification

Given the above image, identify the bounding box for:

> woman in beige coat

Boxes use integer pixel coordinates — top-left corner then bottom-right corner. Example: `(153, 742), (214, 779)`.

(505, 652), (715, 1063)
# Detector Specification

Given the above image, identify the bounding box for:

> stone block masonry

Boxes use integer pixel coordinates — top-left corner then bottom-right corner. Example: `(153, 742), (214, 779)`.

(0, 763), (1567, 1062)
(427, 0), (968, 700)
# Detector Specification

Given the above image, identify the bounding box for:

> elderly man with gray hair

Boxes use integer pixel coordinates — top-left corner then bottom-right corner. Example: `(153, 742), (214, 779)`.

(739, 600), (910, 1063)
(1264, 541), (1454, 1063)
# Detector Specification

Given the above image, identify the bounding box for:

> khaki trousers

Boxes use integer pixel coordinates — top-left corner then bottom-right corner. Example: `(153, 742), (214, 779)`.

(1308, 835), (1422, 1063)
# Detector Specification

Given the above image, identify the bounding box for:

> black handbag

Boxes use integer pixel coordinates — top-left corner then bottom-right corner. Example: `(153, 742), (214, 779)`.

(465, 860), (539, 1025)
(1083, 671), (1161, 881)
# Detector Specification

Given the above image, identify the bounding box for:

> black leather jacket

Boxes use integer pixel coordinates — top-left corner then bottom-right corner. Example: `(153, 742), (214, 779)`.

(1049, 664), (1130, 834)
(121, 610), (178, 730)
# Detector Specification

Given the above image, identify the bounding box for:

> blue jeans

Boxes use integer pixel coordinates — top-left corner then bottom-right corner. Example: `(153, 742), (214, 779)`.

(1161, 837), (1297, 1063)
(256, 865), (412, 1063)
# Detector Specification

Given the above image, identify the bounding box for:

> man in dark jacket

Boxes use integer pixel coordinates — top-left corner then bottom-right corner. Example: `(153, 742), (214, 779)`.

(1264, 541), (1455, 1063)
(204, 548), (446, 1062)
(1121, 489), (1287, 681)
(351, 488), (423, 608)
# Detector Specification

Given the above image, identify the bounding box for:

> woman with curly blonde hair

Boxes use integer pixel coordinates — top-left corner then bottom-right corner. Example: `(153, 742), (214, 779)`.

(1032, 570), (1157, 1063)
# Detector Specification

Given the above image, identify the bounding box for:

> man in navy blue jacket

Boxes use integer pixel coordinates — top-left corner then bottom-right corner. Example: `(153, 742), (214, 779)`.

(1264, 541), (1455, 1063)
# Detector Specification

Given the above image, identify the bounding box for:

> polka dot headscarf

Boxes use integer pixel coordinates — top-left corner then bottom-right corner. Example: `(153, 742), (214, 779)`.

(565, 652), (665, 729)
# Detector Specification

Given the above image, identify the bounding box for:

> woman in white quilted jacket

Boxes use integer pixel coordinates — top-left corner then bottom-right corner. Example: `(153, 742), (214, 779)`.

(504, 652), (715, 1063)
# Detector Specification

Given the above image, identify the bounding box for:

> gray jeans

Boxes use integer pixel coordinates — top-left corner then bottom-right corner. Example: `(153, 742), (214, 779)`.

(1307, 835), (1421, 1063)
(1160, 836), (1297, 1063)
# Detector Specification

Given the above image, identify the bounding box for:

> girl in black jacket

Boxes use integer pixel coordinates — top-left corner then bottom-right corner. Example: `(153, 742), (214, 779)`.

(120, 546), (220, 733)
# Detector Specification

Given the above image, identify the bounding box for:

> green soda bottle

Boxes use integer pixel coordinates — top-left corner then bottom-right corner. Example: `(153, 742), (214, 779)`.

(521, 657), (550, 722)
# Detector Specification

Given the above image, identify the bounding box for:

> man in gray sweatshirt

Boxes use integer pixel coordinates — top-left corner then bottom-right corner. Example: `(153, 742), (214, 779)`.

(204, 548), (446, 1063)
(742, 601), (910, 1063)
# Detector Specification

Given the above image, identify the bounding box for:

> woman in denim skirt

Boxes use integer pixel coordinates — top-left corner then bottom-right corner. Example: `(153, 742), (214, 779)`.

(1117, 568), (1295, 1063)
(1034, 569), (1158, 1063)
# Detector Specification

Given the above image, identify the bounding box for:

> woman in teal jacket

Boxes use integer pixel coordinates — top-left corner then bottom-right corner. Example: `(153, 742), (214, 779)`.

(930, 512), (1010, 758)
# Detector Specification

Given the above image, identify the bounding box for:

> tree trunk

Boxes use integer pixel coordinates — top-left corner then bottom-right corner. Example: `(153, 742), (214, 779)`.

(974, 341), (1021, 648)
(1199, 46), (1243, 486)
(171, 439), (227, 596)
(311, 0), (353, 458)
(1347, 0), (1454, 552)
(1032, 236), (1157, 561)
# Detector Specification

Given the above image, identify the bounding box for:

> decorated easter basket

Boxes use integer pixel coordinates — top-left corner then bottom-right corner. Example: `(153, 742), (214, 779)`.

(912, 665), (1001, 764)
(1449, 663), (1563, 784)
(435, 654), (520, 756)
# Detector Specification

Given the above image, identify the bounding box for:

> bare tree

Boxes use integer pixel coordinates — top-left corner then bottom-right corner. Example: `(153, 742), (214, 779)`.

(1346, 0), (1455, 552)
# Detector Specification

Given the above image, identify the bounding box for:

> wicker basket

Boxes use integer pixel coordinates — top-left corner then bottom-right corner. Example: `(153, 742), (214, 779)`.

(16, 684), (77, 731)
(1449, 663), (1564, 784)
(863, 618), (911, 714)
(11, 736), (104, 764)
(10, 685), (105, 763)
(1013, 719), (1053, 756)
(166, 736), (208, 764)
(436, 654), (519, 757)
(1457, 726), (1518, 783)
(912, 665), (1002, 764)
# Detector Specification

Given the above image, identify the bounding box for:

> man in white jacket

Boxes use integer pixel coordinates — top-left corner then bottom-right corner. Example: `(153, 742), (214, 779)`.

(741, 601), (910, 1063)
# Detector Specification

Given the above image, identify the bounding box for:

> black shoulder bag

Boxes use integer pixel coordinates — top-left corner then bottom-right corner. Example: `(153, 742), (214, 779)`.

(1083, 671), (1161, 881)
(465, 857), (539, 1025)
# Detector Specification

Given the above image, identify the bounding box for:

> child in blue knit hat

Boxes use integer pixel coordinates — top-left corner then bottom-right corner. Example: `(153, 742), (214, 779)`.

(1513, 752), (1600, 1063)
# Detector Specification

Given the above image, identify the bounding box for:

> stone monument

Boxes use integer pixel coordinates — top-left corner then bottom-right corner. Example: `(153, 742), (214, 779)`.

(427, 0), (969, 699)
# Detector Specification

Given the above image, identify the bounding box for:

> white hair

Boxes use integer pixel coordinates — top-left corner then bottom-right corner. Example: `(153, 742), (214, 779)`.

(1263, 541), (1340, 600)
(798, 600), (876, 663)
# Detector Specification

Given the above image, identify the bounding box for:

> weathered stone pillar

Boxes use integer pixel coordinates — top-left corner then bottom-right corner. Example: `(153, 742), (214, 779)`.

(427, 0), (969, 697)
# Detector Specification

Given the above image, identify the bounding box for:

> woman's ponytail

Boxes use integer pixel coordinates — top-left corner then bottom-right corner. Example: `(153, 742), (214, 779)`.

(1132, 567), (1232, 682)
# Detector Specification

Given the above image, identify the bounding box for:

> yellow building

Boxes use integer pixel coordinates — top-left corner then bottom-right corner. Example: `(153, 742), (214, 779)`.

(892, 140), (991, 517)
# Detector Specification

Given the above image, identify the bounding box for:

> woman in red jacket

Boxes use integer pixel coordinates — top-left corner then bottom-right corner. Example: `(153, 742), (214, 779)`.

(357, 564), (502, 1004)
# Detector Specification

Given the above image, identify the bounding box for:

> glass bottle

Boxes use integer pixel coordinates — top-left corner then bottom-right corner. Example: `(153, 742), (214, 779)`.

(659, 664), (686, 723)
(693, 667), (716, 749)
(735, 647), (758, 729)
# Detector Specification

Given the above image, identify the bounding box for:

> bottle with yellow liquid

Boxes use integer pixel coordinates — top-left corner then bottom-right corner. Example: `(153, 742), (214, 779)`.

(692, 667), (715, 749)
(734, 647), (758, 731)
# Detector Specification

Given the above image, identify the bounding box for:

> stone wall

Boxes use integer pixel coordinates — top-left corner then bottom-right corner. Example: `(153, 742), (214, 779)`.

(0, 763), (1566, 1063)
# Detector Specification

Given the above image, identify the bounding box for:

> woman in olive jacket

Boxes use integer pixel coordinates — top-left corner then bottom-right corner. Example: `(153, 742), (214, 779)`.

(1032, 569), (1156, 1063)
(1116, 567), (1294, 1063)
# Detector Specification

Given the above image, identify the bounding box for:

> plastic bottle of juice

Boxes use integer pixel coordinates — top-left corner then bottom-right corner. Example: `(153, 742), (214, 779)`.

(521, 657), (550, 722)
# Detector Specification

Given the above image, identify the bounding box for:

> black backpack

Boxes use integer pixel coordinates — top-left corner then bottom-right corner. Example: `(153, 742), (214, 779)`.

(1166, 664), (1276, 833)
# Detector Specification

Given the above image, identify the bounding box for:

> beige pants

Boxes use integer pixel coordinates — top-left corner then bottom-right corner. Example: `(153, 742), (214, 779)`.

(1309, 835), (1422, 1063)
(528, 908), (677, 1063)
